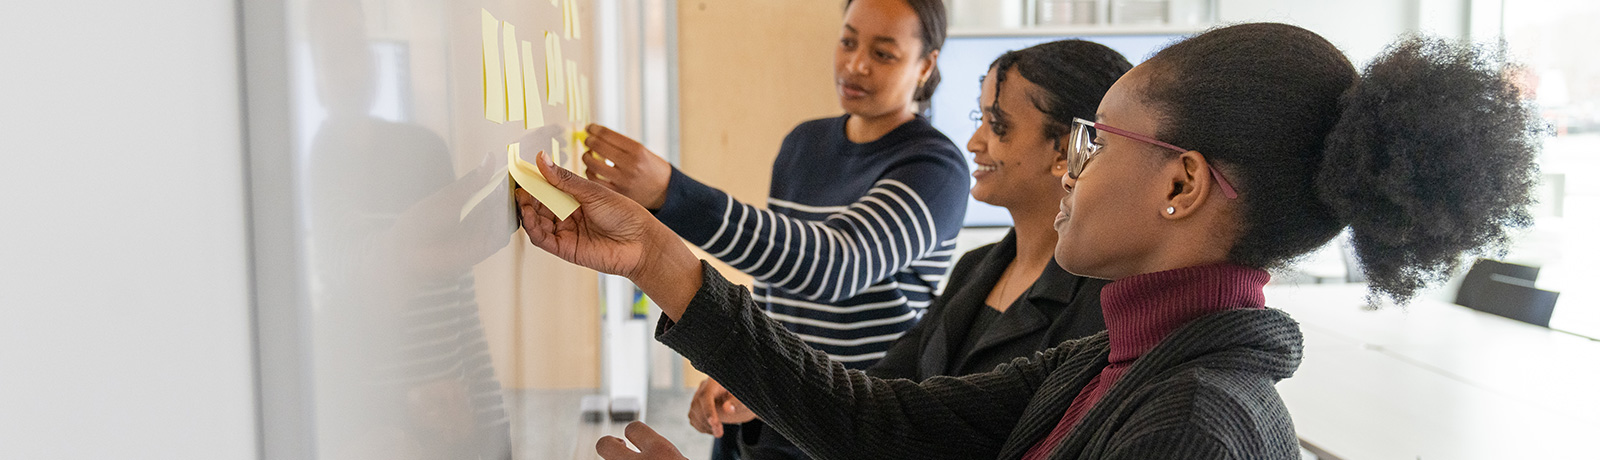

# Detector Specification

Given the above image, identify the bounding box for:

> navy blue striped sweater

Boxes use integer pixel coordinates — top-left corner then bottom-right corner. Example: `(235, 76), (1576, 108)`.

(654, 115), (969, 367)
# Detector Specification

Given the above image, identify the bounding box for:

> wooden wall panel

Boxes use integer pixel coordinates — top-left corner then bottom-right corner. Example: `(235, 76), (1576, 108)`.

(675, 0), (845, 386)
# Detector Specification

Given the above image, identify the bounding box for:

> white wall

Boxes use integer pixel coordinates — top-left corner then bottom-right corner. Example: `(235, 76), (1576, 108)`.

(1218, 0), (1469, 67)
(0, 1), (258, 459)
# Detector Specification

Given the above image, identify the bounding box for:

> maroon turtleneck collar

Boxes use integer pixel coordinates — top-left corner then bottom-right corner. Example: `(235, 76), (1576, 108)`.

(1099, 262), (1271, 364)
(1019, 263), (1273, 460)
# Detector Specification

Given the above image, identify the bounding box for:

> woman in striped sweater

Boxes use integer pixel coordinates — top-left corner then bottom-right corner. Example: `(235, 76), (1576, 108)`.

(581, 0), (965, 457)
(682, 39), (1132, 459)
(517, 23), (1541, 459)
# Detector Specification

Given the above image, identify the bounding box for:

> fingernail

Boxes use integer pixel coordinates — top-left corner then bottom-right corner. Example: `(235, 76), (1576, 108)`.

(537, 151), (554, 168)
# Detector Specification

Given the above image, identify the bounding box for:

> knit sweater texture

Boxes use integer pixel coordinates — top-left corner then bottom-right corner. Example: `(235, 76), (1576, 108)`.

(658, 261), (1304, 460)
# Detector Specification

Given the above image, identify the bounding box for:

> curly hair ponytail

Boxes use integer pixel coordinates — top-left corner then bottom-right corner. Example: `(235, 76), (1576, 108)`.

(1318, 37), (1543, 303)
(1141, 24), (1543, 304)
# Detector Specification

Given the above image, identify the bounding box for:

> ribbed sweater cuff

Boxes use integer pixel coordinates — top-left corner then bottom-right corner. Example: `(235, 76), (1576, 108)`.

(655, 260), (744, 365)
(652, 167), (729, 245)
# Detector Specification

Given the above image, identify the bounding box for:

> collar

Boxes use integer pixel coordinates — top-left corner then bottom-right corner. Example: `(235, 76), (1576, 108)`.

(1100, 263), (1270, 363)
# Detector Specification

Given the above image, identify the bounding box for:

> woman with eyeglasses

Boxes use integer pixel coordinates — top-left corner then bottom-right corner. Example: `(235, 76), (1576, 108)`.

(515, 22), (1541, 459)
(683, 39), (1131, 459)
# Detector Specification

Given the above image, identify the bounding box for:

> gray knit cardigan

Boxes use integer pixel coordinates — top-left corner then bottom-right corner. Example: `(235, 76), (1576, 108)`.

(657, 263), (1306, 459)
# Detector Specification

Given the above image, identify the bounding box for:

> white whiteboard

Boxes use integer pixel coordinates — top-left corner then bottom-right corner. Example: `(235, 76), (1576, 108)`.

(241, 0), (601, 457)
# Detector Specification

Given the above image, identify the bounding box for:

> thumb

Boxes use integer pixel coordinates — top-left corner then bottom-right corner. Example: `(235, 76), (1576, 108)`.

(623, 421), (681, 455)
(536, 150), (611, 202)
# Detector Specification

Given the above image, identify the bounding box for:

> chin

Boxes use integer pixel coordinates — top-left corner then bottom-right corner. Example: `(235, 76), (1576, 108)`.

(1054, 244), (1109, 280)
(970, 188), (997, 206)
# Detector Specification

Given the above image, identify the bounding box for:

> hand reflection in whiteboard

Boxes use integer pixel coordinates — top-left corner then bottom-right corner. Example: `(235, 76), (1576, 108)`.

(305, 1), (514, 458)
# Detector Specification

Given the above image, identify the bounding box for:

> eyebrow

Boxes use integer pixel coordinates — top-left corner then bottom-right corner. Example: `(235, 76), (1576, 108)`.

(841, 24), (901, 45)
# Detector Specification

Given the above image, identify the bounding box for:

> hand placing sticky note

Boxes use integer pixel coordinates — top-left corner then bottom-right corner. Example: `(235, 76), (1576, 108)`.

(507, 143), (580, 220)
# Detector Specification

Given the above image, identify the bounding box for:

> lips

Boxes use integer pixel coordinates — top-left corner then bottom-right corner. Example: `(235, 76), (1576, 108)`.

(1055, 198), (1072, 229)
(839, 81), (870, 99)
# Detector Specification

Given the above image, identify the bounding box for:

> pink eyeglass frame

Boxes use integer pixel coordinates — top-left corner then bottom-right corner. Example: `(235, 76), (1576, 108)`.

(1070, 117), (1239, 200)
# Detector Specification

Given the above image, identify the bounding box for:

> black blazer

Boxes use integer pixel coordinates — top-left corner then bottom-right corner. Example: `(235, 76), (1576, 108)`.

(868, 229), (1108, 381)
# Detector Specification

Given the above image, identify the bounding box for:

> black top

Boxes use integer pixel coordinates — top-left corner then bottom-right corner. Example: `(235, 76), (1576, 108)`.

(958, 307), (1005, 361)
(867, 230), (1109, 381)
(658, 261), (1305, 460)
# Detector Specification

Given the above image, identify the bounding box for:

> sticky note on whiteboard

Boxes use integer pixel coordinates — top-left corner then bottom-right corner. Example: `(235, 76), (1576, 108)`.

(520, 40), (544, 128)
(502, 22), (524, 122)
(566, 60), (579, 121)
(544, 32), (565, 106)
(579, 74), (591, 125)
(508, 143), (579, 220)
(571, 0), (581, 39)
(563, 0), (574, 39)
(481, 10), (506, 123)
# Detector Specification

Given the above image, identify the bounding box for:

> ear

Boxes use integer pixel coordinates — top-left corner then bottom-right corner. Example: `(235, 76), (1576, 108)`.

(1049, 139), (1071, 179)
(919, 49), (939, 82)
(1162, 150), (1216, 219)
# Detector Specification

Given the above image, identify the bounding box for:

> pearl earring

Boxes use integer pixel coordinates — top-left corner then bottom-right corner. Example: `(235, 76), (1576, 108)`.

(1165, 206), (1176, 215)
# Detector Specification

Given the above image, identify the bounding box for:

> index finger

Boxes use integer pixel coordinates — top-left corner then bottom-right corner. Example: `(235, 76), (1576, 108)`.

(585, 124), (648, 159)
(595, 435), (640, 460)
(623, 421), (684, 457)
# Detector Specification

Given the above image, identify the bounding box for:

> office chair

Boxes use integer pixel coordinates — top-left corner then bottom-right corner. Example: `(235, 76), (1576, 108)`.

(1470, 275), (1560, 327)
(1454, 258), (1540, 308)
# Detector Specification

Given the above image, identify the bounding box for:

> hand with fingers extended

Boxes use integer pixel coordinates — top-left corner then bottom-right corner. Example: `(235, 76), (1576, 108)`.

(596, 421), (690, 460)
(581, 124), (674, 210)
(514, 150), (702, 319)
(687, 377), (758, 438)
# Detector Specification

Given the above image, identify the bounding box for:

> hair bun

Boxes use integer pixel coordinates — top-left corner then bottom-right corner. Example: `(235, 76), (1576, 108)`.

(1316, 36), (1544, 303)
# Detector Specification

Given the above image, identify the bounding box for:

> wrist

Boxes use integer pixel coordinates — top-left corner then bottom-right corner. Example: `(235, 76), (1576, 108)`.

(642, 168), (672, 210)
(630, 230), (701, 320)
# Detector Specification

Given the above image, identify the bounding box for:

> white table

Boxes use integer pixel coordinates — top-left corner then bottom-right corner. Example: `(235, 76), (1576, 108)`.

(1267, 284), (1600, 460)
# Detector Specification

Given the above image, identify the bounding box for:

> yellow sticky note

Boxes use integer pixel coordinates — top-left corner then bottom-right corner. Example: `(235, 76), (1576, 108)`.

(508, 143), (580, 220)
(552, 138), (564, 169)
(572, 128), (589, 175)
(520, 40), (544, 129)
(569, 0), (581, 40)
(579, 74), (592, 126)
(544, 32), (565, 106)
(481, 10), (506, 123)
(563, 0), (574, 39)
(502, 22), (524, 122)
(566, 60), (580, 121)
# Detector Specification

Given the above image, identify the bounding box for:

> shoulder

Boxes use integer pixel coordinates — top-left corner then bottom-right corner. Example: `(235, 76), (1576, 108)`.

(889, 117), (963, 160)
(951, 241), (999, 275)
(1113, 367), (1296, 458)
(783, 116), (848, 143)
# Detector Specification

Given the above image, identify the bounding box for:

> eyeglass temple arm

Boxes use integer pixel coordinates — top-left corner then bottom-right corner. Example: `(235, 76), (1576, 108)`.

(1089, 121), (1239, 199)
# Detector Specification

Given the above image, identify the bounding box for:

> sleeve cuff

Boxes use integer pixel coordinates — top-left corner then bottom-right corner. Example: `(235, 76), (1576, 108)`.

(651, 167), (731, 245)
(654, 260), (747, 364)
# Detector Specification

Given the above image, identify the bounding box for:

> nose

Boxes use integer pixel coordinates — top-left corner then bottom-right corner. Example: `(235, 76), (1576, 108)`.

(845, 48), (869, 75)
(1061, 170), (1077, 192)
(965, 128), (985, 155)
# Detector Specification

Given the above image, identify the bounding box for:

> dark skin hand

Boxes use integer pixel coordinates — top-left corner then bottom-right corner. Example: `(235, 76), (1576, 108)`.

(580, 123), (674, 210)
(686, 377), (756, 438)
(515, 151), (711, 459)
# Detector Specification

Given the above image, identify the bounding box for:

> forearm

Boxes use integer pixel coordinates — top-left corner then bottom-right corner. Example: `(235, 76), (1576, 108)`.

(657, 265), (1042, 459)
(629, 230), (704, 321)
